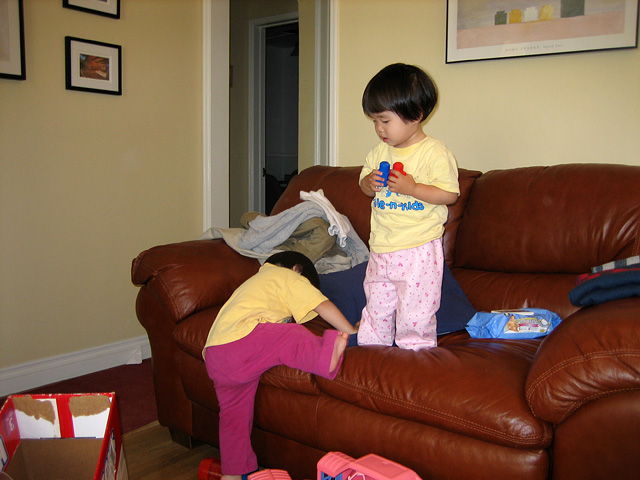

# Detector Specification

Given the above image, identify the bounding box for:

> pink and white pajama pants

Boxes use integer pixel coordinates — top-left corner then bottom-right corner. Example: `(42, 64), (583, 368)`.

(204, 323), (343, 476)
(357, 239), (443, 351)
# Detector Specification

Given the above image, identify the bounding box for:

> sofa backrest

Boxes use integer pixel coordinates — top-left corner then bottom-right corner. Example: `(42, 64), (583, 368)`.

(452, 164), (640, 318)
(271, 165), (481, 265)
(454, 164), (640, 273)
(272, 166), (372, 246)
(275, 163), (640, 319)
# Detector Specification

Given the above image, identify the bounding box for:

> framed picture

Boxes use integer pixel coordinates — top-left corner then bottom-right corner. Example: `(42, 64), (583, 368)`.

(446, 0), (639, 63)
(65, 36), (122, 95)
(63, 0), (120, 19)
(0, 0), (26, 80)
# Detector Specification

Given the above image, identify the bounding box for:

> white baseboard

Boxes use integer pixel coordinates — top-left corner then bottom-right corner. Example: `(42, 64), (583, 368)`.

(0, 335), (151, 397)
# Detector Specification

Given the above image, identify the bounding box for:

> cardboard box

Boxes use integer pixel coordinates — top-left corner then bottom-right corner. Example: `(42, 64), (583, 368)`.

(0, 393), (128, 480)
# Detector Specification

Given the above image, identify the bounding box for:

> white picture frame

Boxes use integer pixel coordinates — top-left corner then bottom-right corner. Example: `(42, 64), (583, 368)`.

(446, 0), (639, 63)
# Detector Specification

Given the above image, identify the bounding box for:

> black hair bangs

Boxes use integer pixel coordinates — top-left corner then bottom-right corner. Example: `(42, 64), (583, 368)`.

(362, 63), (438, 123)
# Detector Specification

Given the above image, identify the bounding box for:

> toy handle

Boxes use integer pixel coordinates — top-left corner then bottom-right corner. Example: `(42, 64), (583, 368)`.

(392, 162), (406, 176)
(378, 161), (390, 186)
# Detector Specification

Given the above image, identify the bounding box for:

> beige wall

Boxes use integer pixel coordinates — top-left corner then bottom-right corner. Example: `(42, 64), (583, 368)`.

(297, 0), (319, 173)
(334, 1), (640, 171)
(2, 0), (639, 373)
(0, 0), (202, 368)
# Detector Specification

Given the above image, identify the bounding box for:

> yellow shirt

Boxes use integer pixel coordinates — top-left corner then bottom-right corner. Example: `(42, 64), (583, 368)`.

(202, 263), (328, 353)
(359, 136), (459, 253)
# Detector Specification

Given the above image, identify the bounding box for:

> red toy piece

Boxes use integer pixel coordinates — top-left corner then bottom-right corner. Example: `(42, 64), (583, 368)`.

(249, 469), (294, 480)
(199, 457), (223, 480)
(392, 162), (406, 176)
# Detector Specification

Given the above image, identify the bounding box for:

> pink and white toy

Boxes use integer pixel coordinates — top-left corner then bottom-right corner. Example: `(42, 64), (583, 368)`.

(247, 451), (421, 480)
(317, 452), (421, 480)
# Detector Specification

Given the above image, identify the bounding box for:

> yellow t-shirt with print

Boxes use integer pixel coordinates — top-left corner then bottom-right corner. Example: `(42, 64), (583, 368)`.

(202, 263), (328, 354)
(359, 136), (460, 254)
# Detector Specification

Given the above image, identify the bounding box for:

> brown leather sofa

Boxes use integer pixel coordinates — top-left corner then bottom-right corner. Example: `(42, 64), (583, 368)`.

(131, 164), (640, 480)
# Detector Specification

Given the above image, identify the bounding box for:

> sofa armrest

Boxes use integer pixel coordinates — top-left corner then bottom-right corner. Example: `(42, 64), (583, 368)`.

(132, 239), (260, 323)
(525, 298), (640, 423)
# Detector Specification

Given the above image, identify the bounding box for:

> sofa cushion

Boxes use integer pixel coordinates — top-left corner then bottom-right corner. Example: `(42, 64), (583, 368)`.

(526, 297), (640, 424)
(317, 339), (551, 449)
(319, 262), (476, 338)
(319, 262), (367, 346)
(173, 307), (221, 360)
(174, 308), (324, 396)
(451, 268), (579, 320)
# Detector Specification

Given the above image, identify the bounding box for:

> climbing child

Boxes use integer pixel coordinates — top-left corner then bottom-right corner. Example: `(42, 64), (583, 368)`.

(203, 251), (357, 480)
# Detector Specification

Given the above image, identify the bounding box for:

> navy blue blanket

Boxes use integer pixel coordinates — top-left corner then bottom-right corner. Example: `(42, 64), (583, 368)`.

(320, 262), (477, 346)
(569, 266), (640, 307)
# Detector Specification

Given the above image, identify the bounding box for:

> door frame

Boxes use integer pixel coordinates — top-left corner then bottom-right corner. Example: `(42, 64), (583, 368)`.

(248, 13), (299, 215)
(202, 0), (336, 227)
(202, 0), (230, 230)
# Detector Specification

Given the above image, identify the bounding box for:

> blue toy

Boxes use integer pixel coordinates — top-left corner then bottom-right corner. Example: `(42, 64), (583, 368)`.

(378, 161), (390, 186)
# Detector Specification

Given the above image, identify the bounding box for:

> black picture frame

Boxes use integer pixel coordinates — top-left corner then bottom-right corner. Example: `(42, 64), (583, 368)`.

(0, 0), (26, 80)
(63, 0), (120, 19)
(65, 36), (122, 95)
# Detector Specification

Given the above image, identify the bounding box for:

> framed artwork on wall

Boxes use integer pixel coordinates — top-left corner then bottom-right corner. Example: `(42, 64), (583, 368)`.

(65, 36), (122, 95)
(63, 0), (120, 19)
(0, 0), (26, 80)
(446, 0), (639, 63)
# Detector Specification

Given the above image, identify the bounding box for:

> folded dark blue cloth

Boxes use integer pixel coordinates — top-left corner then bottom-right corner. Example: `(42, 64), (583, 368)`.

(320, 261), (477, 346)
(569, 266), (640, 307)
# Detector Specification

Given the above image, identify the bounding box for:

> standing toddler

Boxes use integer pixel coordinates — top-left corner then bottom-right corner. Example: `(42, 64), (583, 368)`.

(358, 63), (460, 351)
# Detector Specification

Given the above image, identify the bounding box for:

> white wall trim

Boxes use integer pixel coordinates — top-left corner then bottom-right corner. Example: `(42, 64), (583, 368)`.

(247, 16), (265, 214)
(328, 0), (338, 166)
(0, 335), (151, 397)
(314, 0), (329, 166)
(314, 0), (338, 167)
(202, 0), (230, 231)
(202, 0), (213, 231)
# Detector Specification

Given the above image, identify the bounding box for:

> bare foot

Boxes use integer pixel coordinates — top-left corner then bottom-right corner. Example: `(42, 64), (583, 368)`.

(330, 332), (349, 372)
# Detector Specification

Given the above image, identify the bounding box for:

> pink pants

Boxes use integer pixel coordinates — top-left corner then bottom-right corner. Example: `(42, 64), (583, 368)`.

(358, 239), (443, 351)
(205, 323), (343, 475)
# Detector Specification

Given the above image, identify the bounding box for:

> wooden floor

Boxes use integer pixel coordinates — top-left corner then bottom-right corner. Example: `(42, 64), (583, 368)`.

(123, 421), (221, 480)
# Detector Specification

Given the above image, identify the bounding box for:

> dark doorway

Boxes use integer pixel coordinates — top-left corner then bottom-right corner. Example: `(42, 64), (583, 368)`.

(264, 22), (299, 214)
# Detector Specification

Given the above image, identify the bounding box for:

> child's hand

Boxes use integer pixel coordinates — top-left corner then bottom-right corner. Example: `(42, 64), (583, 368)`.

(387, 170), (416, 196)
(361, 170), (385, 196)
(315, 300), (358, 335)
(370, 170), (385, 190)
(343, 321), (359, 336)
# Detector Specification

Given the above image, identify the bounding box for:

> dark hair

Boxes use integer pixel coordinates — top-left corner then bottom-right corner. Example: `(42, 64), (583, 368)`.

(265, 251), (320, 289)
(362, 63), (438, 123)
